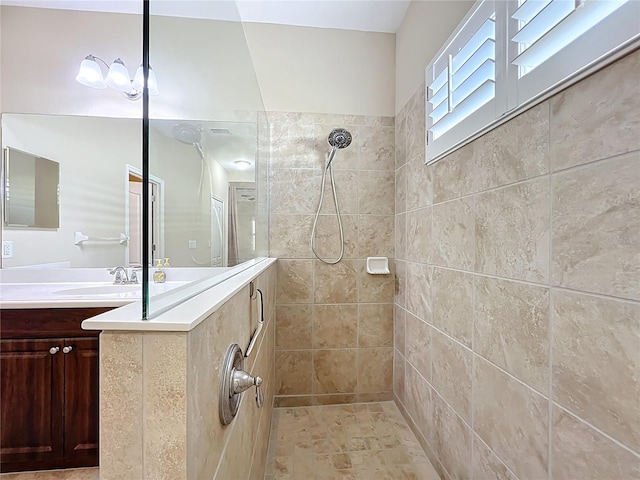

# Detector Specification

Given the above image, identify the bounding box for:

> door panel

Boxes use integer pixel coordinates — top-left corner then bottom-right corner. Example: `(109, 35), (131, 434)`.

(63, 338), (99, 465)
(0, 339), (64, 467)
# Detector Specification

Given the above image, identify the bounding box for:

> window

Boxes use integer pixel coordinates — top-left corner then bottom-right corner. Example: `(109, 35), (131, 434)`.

(425, 0), (640, 163)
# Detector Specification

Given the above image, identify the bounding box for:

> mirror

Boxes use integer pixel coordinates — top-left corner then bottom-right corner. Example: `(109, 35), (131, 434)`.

(3, 147), (59, 228)
(0, 113), (260, 269)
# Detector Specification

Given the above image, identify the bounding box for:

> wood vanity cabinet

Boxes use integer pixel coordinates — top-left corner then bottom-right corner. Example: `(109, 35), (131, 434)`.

(0, 308), (110, 473)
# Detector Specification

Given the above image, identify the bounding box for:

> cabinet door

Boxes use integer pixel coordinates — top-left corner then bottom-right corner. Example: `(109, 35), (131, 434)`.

(63, 337), (99, 465)
(0, 339), (64, 466)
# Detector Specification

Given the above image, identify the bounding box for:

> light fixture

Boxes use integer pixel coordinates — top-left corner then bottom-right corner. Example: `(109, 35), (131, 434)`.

(75, 54), (159, 100)
(234, 160), (252, 170)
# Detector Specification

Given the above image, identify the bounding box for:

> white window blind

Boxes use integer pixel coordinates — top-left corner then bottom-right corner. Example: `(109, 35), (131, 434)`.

(426, 0), (499, 160)
(425, 0), (640, 163)
(510, 0), (639, 107)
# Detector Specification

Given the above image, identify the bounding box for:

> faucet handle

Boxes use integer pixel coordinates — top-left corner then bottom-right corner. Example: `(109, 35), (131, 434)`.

(129, 268), (142, 284)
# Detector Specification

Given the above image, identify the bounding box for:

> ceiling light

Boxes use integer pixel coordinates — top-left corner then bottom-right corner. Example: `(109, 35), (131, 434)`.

(234, 160), (252, 170)
(76, 54), (159, 100)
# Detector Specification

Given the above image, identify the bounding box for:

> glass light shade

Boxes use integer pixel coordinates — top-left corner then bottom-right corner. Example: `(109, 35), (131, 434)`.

(105, 58), (132, 92)
(75, 56), (106, 89)
(234, 160), (252, 170)
(132, 65), (160, 96)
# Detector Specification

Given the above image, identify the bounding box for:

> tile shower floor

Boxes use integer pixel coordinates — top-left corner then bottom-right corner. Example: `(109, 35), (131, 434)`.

(0, 468), (98, 480)
(265, 402), (439, 480)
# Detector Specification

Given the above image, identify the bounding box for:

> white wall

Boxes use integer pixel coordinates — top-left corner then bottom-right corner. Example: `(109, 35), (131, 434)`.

(395, 0), (473, 113)
(0, 6), (264, 119)
(243, 22), (396, 116)
(1, 115), (141, 267)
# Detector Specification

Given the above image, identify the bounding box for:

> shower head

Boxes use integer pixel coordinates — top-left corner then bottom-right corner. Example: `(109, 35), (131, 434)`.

(328, 128), (352, 149)
(172, 123), (202, 145)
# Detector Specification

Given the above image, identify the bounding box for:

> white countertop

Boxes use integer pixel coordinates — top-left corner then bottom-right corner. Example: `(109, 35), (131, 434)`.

(0, 281), (189, 309)
(81, 258), (277, 332)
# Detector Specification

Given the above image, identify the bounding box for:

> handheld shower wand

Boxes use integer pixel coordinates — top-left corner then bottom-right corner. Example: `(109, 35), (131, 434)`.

(311, 128), (352, 264)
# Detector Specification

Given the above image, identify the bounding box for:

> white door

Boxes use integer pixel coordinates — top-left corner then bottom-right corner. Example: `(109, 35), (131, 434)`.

(128, 181), (143, 266)
(211, 196), (224, 267)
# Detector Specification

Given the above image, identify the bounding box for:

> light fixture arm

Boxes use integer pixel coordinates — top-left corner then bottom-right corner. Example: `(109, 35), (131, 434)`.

(87, 54), (111, 70)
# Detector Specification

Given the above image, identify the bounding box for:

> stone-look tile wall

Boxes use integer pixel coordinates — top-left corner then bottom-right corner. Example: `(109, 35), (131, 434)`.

(269, 112), (396, 406)
(99, 263), (277, 480)
(394, 50), (640, 480)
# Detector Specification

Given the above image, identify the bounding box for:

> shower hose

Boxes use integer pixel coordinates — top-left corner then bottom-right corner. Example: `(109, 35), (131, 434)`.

(311, 146), (344, 264)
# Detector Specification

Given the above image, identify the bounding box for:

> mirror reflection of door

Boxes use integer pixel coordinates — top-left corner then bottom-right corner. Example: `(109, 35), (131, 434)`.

(127, 169), (163, 266)
(211, 196), (224, 267)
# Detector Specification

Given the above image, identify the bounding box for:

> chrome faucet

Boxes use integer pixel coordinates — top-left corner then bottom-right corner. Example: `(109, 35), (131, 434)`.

(109, 266), (143, 284)
(109, 266), (130, 284)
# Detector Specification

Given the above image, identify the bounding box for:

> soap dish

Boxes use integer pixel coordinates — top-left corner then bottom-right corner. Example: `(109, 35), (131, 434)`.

(366, 257), (390, 275)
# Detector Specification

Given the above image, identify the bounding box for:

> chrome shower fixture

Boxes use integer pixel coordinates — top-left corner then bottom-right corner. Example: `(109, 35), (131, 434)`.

(311, 127), (353, 264)
(328, 128), (352, 149)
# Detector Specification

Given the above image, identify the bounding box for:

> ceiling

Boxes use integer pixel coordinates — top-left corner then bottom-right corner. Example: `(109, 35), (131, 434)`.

(0, 0), (411, 33)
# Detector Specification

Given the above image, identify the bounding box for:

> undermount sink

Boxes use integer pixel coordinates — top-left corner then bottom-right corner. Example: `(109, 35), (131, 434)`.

(54, 285), (141, 296)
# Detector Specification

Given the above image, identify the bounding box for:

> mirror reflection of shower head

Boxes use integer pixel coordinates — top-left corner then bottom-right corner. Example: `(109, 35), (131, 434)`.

(172, 123), (202, 146)
(328, 128), (352, 149)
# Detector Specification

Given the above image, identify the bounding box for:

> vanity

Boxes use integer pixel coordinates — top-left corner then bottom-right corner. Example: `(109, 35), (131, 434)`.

(0, 307), (111, 472)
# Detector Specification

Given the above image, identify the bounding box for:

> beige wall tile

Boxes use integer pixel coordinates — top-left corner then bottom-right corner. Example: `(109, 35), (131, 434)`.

(313, 349), (358, 394)
(475, 177), (550, 283)
(274, 396), (313, 408)
(431, 330), (472, 423)
(276, 305), (312, 349)
(313, 394), (358, 405)
(404, 363), (432, 444)
(358, 303), (394, 347)
(357, 125), (396, 171)
(313, 304), (358, 348)
(143, 333), (188, 480)
(314, 259), (358, 303)
(406, 85), (426, 159)
(276, 351), (312, 395)
(472, 435), (517, 480)
(552, 290), (640, 451)
(474, 357), (548, 480)
(100, 333), (143, 480)
(394, 260), (407, 308)
(396, 164), (407, 214)
(550, 49), (640, 171)
(357, 391), (393, 402)
(394, 304), (406, 355)
(394, 350), (406, 402)
(406, 154), (433, 210)
(358, 215), (394, 258)
(357, 260), (395, 303)
(270, 214), (313, 258)
(276, 260), (313, 304)
(270, 168), (321, 214)
(357, 348), (393, 393)
(474, 102), (549, 193)
(358, 170), (395, 215)
(405, 312), (431, 381)
(406, 206), (431, 264)
(406, 262), (432, 322)
(395, 213), (407, 261)
(552, 406), (640, 480)
(474, 276), (549, 393)
(313, 214), (359, 260)
(431, 268), (473, 348)
(432, 197), (474, 270)
(270, 121), (318, 169)
(319, 169), (359, 214)
(432, 393), (472, 480)
(396, 106), (408, 168)
(432, 143), (474, 204)
(551, 153), (640, 301)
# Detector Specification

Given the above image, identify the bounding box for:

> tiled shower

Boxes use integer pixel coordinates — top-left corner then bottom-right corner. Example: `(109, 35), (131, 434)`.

(269, 50), (640, 479)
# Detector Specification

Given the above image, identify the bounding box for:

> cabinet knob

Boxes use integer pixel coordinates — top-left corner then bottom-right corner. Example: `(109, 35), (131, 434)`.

(49, 346), (60, 355)
(63, 346), (73, 354)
